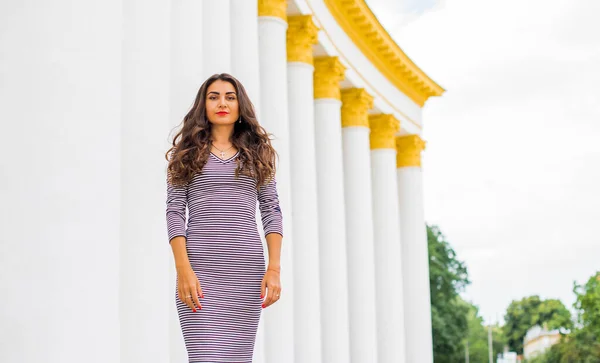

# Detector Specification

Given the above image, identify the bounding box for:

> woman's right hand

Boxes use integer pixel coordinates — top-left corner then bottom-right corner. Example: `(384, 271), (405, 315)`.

(177, 265), (203, 312)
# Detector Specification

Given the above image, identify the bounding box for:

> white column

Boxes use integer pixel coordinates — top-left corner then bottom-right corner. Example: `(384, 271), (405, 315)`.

(202, 0), (231, 78)
(170, 0), (204, 123)
(341, 88), (379, 363)
(286, 15), (322, 363)
(396, 135), (433, 363)
(231, 1), (265, 361)
(0, 2), (122, 362)
(314, 57), (352, 363)
(369, 115), (406, 363)
(258, 2), (295, 362)
(230, 0), (261, 109)
(168, 1), (205, 362)
(120, 1), (171, 363)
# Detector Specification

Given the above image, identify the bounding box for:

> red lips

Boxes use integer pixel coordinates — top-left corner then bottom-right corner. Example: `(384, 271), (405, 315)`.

(216, 111), (229, 116)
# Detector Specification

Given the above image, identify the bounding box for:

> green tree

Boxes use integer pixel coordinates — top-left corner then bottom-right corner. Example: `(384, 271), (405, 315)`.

(536, 272), (600, 363)
(464, 302), (507, 362)
(574, 271), (600, 333)
(427, 225), (470, 362)
(503, 296), (572, 354)
(465, 303), (490, 362)
(542, 329), (600, 363)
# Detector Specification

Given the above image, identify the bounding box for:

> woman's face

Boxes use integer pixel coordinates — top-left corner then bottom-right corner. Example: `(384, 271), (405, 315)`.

(205, 80), (240, 126)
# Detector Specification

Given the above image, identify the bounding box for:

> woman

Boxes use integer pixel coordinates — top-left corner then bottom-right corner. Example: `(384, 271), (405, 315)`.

(165, 73), (283, 362)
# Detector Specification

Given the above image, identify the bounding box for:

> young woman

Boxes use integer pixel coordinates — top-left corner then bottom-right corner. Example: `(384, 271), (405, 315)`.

(165, 73), (283, 362)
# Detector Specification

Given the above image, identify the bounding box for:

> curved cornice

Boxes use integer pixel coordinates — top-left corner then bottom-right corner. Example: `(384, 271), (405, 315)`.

(324, 0), (445, 107)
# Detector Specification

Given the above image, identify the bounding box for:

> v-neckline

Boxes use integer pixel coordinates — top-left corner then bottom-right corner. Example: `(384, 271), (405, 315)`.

(210, 150), (240, 163)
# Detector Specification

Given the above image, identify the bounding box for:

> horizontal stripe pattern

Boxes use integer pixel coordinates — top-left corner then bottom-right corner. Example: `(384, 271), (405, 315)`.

(166, 151), (283, 362)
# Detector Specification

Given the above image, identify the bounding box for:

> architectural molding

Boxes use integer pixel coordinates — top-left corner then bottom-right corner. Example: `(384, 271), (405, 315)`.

(287, 15), (319, 64)
(258, 0), (287, 21)
(396, 134), (426, 167)
(314, 56), (346, 100)
(324, 0), (444, 107)
(369, 114), (400, 150)
(341, 88), (373, 128)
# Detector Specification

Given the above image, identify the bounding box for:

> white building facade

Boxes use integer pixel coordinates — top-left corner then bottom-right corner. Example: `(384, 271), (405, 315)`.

(523, 325), (562, 360)
(0, 1), (443, 362)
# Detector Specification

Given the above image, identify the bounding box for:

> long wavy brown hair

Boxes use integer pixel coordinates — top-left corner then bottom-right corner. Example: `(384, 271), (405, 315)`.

(165, 73), (277, 189)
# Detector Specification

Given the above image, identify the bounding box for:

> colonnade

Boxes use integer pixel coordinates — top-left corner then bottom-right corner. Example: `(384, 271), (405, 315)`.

(254, 2), (433, 363)
(165, 1), (434, 362)
(0, 1), (433, 363)
(149, 0), (434, 362)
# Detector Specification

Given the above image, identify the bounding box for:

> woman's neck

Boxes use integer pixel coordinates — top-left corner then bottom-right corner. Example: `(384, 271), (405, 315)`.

(211, 125), (234, 147)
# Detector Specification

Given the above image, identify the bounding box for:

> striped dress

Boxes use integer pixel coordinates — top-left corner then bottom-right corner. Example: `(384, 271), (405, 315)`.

(166, 150), (283, 363)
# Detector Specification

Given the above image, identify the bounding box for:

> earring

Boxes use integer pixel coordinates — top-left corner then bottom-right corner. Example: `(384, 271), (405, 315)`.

(238, 117), (242, 124)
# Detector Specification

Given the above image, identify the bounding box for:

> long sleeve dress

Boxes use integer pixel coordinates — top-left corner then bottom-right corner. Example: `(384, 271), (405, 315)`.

(166, 150), (283, 363)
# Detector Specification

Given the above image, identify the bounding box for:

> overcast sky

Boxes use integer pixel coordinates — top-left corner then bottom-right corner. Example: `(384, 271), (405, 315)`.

(367, 0), (600, 323)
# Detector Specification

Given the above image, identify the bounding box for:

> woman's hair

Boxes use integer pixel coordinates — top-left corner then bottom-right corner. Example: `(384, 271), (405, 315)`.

(165, 73), (277, 189)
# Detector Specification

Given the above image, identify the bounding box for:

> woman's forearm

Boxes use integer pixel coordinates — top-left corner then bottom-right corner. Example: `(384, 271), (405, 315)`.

(265, 233), (282, 271)
(170, 236), (191, 270)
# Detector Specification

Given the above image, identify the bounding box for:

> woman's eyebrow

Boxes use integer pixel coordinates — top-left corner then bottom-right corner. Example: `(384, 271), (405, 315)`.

(207, 91), (237, 95)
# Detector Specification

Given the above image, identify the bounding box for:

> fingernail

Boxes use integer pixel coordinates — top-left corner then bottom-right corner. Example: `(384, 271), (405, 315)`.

(262, 304), (265, 308)
(260, 294), (264, 299)
(193, 308), (197, 312)
(199, 306), (202, 310)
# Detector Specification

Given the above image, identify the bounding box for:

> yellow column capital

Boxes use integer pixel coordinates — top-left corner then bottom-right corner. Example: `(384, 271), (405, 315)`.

(341, 88), (374, 128)
(314, 56), (346, 100)
(287, 15), (319, 64)
(396, 134), (426, 167)
(258, 0), (287, 21)
(369, 114), (400, 150)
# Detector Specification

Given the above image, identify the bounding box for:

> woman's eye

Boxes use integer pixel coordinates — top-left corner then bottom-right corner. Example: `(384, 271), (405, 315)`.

(228, 97), (236, 101)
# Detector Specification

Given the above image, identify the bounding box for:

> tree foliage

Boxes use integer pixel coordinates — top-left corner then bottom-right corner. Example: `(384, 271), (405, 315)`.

(427, 225), (470, 362)
(540, 329), (600, 363)
(464, 303), (507, 362)
(427, 224), (509, 362)
(502, 296), (572, 354)
(574, 271), (600, 332)
(534, 272), (600, 363)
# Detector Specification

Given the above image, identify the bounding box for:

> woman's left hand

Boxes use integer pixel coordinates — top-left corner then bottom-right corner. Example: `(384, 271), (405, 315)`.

(261, 268), (281, 309)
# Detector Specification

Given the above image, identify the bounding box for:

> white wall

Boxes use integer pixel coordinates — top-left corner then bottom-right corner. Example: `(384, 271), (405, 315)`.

(168, 1), (205, 361)
(0, 1), (123, 362)
(0, 1), (178, 362)
(120, 0), (172, 362)
(0, 1), (430, 362)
